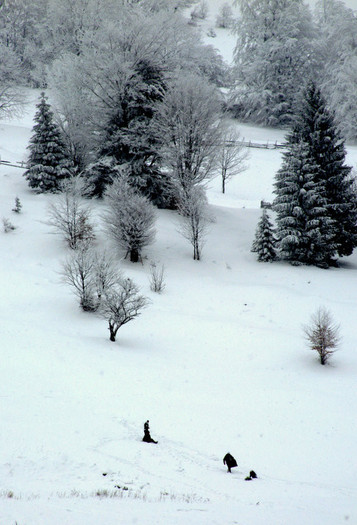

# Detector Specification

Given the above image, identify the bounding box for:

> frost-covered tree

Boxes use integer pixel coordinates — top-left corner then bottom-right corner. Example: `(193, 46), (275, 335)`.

(314, 0), (357, 141)
(0, 43), (25, 117)
(329, 55), (357, 142)
(24, 92), (73, 192)
(291, 83), (357, 258)
(0, 0), (48, 86)
(49, 6), (226, 205)
(251, 209), (277, 262)
(303, 306), (340, 365)
(100, 278), (149, 342)
(62, 245), (123, 311)
(191, 1), (209, 20)
(216, 3), (234, 28)
(231, 0), (315, 126)
(48, 176), (94, 249)
(62, 244), (99, 311)
(155, 72), (222, 199)
(103, 176), (156, 262)
(46, 0), (117, 57)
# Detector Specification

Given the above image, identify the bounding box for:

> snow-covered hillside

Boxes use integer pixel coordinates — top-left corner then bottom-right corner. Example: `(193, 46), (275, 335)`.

(1, 2), (357, 524)
(1, 87), (357, 525)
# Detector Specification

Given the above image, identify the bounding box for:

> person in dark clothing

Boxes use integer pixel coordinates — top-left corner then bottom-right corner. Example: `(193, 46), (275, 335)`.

(142, 420), (158, 444)
(223, 452), (238, 473)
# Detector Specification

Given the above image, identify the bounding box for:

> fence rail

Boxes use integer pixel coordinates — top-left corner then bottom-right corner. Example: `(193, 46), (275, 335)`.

(0, 160), (26, 169)
(1, 139), (287, 171)
(226, 139), (287, 150)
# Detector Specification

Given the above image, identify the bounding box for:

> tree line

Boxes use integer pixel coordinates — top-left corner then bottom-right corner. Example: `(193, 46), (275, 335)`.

(2, 0), (357, 269)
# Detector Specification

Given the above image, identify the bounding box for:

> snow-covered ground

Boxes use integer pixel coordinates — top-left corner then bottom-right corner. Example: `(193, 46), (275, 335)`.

(1, 2), (357, 524)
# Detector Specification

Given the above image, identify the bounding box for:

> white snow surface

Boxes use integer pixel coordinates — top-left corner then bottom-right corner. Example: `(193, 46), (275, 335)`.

(1, 4), (357, 524)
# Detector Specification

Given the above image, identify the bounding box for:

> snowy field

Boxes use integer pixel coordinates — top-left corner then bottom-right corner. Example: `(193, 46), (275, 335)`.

(1, 2), (357, 524)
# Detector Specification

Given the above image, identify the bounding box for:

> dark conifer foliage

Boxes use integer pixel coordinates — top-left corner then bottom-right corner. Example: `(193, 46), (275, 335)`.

(290, 83), (357, 258)
(24, 92), (73, 192)
(251, 209), (277, 262)
(98, 60), (171, 206)
(274, 141), (337, 267)
(83, 157), (122, 199)
(274, 83), (357, 266)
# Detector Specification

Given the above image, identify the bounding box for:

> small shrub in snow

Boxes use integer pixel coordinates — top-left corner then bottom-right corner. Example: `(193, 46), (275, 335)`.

(12, 196), (22, 213)
(99, 278), (149, 342)
(303, 306), (341, 365)
(207, 27), (216, 38)
(190, 1), (209, 20)
(149, 262), (166, 293)
(2, 217), (16, 233)
(48, 176), (94, 249)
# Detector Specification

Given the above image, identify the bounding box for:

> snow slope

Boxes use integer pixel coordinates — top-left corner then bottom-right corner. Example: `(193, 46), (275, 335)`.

(1, 2), (357, 523)
(1, 88), (357, 525)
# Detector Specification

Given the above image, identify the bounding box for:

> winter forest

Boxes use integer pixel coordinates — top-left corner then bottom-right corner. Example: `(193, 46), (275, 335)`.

(1, 0), (357, 524)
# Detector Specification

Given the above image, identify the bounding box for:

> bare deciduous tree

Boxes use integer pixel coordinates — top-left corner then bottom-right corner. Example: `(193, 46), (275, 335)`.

(62, 244), (98, 311)
(93, 250), (122, 303)
(155, 72), (222, 198)
(178, 186), (211, 261)
(219, 126), (248, 193)
(48, 176), (94, 249)
(0, 44), (26, 118)
(62, 246), (122, 311)
(100, 278), (149, 342)
(303, 306), (341, 365)
(149, 261), (166, 293)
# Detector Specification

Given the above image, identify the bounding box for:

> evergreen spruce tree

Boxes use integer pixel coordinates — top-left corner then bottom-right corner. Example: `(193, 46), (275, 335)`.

(24, 92), (73, 193)
(251, 208), (277, 262)
(98, 60), (171, 206)
(291, 83), (357, 258)
(83, 157), (123, 199)
(274, 140), (337, 267)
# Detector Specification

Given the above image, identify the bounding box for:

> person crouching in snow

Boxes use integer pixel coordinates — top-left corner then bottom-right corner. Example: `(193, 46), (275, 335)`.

(223, 452), (237, 473)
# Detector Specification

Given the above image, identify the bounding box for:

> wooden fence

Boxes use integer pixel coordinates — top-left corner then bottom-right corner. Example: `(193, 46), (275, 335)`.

(226, 139), (287, 150)
(0, 160), (26, 169)
(0, 138), (287, 170)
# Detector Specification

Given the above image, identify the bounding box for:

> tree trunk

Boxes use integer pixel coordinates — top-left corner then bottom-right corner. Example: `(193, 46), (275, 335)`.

(193, 241), (200, 260)
(109, 322), (117, 342)
(130, 247), (139, 263)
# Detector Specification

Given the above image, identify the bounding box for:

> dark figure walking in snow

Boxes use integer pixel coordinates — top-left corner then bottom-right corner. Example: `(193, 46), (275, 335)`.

(223, 452), (238, 473)
(142, 420), (158, 444)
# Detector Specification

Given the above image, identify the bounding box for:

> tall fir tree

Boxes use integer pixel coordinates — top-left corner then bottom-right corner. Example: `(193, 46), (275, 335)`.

(97, 60), (172, 207)
(251, 208), (277, 262)
(24, 92), (73, 193)
(274, 140), (337, 267)
(291, 83), (357, 258)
